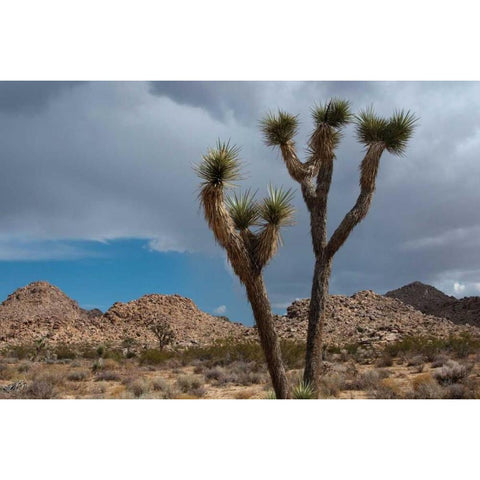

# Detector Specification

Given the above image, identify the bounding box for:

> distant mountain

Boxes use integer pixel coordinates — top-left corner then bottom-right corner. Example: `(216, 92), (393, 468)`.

(0, 281), (247, 348)
(385, 281), (480, 327)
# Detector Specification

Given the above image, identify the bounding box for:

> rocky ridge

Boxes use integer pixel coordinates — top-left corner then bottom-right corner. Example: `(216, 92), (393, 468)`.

(271, 290), (478, 347)
(386, 281), (480, 327)
(0, 281), (479, 351)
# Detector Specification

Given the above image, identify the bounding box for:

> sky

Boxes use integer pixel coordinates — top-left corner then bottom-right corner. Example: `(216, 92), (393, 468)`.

(1, 81), (480, 325)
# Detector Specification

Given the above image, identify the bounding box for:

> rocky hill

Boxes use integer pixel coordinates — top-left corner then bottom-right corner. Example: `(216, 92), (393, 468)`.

(272, 290), (478, 348)
(385, 281), (480, 327)
(1, 281), (479, 352)
(0, 282), (248, 348)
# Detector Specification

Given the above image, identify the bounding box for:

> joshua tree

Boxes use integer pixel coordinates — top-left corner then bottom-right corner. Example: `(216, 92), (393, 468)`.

(261, 100), (416, 394)
(147, 313), (176, 350)
(195, 141), (295, 399)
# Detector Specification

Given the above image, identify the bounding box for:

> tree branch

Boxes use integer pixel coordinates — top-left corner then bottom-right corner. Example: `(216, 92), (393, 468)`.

(326, 143), (385, 259)
(200, 185), (252, 282)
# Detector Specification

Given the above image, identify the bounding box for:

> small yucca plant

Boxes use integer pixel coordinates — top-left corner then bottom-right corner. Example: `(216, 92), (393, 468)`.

(292, 380), (315, 399)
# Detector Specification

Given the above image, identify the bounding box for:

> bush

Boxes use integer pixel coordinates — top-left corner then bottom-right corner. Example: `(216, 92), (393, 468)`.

(54, 345), (77, 360)
(385, 334), (480, 361)
(376, 353), (393, 368)
(176, 375), (204, 394)
(433, 360), (469, 385)
(27, 381), (57, 399)
(127, 379), (149, 398)
(95, 371), (121, 382)
(139, 349), (174, 365)
(67, 369), (89, 381)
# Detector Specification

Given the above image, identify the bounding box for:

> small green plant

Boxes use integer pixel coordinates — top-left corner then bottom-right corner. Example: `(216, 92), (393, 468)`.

(292, 380), (315, 399)
(139, 349), (173, 365)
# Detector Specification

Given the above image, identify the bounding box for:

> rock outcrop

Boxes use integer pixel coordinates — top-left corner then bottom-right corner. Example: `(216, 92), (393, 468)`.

(386, 281), (480, 327)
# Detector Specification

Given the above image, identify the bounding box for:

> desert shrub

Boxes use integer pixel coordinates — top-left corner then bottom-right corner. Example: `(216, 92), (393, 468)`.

(433, 360), (469, 385)
(91, 358), (105, 372)
(126, 379), (149, 398)
(280, 341), (306, 369)
(407, 355), (425, 367)
(264, 390), (277, 399)
(17, 362), (31, 373)
(0, 363), (15, 380)
(151, 378), (177, 399)
(385, 334), (480, 361)
(67, 369), (89, 381)
(54, 345), (77, 360)
(376, 353), (394, 368)
(79, 346), (99, 359)
(139, 349), (174, 365)
(205, 366), (226, 383)
(410, 373), (443, 399)
(25, 380), (57, 399)
(346, 369), (383, 391)
(234, 389), (256, 399)
(103, 349), (124, 362)
(319, 373), (346, 398)
(6, 344), (37, 360)
(292, 380), (315, 399)
(370, 378), (402, 399)
(152, 377), (169, 391)
(180, 339), (265, 367)
(95, 371), (121, 382)
(237, 371), (264, 386)
(176, 374), (204, 394)
(431, 354), (449, 368)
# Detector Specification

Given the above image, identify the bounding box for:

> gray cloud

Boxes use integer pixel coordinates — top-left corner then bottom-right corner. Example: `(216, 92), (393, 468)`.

(2, 81), (480, 312)
(0, 81), (85, 114)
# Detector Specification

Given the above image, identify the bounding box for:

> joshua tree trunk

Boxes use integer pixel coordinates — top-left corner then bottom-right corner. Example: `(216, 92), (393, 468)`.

(303, 256), (331, 390)
(246, 275), (290, 399)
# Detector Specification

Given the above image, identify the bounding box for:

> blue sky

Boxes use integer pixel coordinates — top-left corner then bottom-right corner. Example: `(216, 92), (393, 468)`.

(0, 239), (255, 324)
(1, 81), (480, 325)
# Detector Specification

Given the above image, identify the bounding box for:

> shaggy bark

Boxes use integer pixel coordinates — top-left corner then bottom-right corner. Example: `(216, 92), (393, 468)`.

(200, 179), (290, 399)
(246, 276), (290, 399)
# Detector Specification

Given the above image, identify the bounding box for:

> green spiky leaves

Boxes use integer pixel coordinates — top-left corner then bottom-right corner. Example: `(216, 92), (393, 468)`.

(383, 110), (418, 155)
(226, 189), (259, 231)
(355, 108), (417, 155)
(312, 98), (352, 128)
(259, 185), (295, 227)
(196, 140), (242, 187)
(260, 111), (299, 146)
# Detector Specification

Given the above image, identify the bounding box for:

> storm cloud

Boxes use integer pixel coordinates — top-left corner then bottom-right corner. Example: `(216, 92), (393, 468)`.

(1, 81), (480, 307)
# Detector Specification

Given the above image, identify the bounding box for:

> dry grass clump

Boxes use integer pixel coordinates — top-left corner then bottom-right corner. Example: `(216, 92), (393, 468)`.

(234, 389), (256, 399)
(125, 378), (150, 398)
(176, 374), (205, 397)
(95, 370), (121, 382)
(67, 369), (90, 382)
(319, 373), (346, 398)
(375, 353), (393, 368)
(433, 360), (469, 385)
(409, 373), (443, 399)
(346, 369), (386, 391)
(370, 378), (402, 399)
(0, 363), (15, 380)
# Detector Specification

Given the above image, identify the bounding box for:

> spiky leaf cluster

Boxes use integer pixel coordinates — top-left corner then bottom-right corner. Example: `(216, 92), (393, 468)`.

(260, 111), (299, 146)
(382, 110), (417, 155)
(195, 140), (242, 187)
(355, 108), (417, 155)
(312, 98), (352, 128)
(259, 185), (295, 227)
(226, 189), (259, 230)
